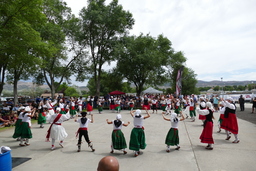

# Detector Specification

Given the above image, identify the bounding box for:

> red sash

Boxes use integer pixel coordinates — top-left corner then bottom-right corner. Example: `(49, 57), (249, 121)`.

(76, 127), (88, 138)
(46, 114), (62, 141)
(42, 112), (46, 117)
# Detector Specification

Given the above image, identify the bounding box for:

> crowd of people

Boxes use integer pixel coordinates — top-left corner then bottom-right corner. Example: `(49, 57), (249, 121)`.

(0, 93), (245, 157)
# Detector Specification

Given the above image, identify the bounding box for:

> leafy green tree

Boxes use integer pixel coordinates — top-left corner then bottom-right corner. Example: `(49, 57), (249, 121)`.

(64, 87), (79, 97)
(213, 86), (220, 91)
(115, 34), (173, 96)
(0, 0), (48, 104)
(76, 0), (134, 96)
(180, 67), (198, 95)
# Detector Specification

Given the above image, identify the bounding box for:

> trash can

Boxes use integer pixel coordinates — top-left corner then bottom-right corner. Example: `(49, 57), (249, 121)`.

(0, 150), (12, 171)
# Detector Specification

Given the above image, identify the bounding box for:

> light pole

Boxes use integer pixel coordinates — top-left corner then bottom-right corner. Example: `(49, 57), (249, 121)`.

(221, 77), (223, 95)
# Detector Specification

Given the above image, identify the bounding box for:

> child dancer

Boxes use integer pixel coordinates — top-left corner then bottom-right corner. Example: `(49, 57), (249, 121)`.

(75, 112), (95, 152)
(162, 111), (185, 152)
(106, 114), (130, 154)
(46, 108), (70, 150)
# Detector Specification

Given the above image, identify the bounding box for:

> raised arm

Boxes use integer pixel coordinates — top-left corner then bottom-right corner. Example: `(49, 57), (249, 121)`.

(90, 114), (94, 123)
(123, 121), (130, 127)
(162, 112), (170, 121)
(106, 119), (112, 124)
(144, 110), (150, 119)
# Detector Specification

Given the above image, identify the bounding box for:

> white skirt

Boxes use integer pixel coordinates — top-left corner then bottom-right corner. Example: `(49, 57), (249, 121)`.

(50, 124), (68, 140)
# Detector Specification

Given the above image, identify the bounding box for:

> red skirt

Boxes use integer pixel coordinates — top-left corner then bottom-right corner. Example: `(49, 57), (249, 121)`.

(87, 104), (93, 112)
(220, 113), (238, 134)
(200, 121), (214, 144)
(110, 104), (115, 110)
(199, 114), (206, 120)
(142, 104), (150, 110)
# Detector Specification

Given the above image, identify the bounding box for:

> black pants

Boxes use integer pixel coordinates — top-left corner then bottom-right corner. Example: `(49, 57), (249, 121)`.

(240, 103), (244, 111)
(78, 130), (90, 144)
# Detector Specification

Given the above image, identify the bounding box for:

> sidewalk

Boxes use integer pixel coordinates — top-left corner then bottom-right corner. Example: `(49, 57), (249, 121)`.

(1, 105), (256, 171)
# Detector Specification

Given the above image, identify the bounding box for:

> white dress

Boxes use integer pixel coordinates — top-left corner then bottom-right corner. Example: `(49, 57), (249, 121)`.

(49, 113), (70, 140)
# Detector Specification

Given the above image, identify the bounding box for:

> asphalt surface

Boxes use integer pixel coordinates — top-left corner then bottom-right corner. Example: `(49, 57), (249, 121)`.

(0, 103), (256, 171)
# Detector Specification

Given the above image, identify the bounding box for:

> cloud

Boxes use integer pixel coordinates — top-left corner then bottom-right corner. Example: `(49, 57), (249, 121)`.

(65, 0), (256, 83)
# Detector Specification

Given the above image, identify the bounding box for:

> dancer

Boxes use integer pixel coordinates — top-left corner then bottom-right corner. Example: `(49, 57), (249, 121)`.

(129, 99), (135, 111)
(220, 97), (240, 143)
(86, 96), (93, 114)
(142, 95), (150, 110)
(75, 112), (95, 152)
(19, 106), (36, 146)
(196, 102), (214, 150)
(189, 97), (196, 121)
(12, 106), (25, 141)
(198, 98), (207, 125)
(162, 111), (185, 152)
(59, 98), (66, 114)
(115, 98), (121, 113)
(69, 98), (76, 118)
(46, 108), (70, 150)
(106, 114), (130, 154)
(217, 101), (225, 133)
(98, 98), (103, 114)
(38, 101), (47, 128)
(151, 97), (158, 114)
(77, 96), (83, 114)
(129, 109), (150, 157)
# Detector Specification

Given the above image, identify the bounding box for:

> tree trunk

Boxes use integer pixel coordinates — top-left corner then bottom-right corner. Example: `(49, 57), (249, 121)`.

(13, 76), (19, 106)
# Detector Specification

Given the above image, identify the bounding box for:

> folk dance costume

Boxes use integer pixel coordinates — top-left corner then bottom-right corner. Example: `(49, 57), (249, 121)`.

(77, 97), (83, 114)
(59, 99), (66, 114)
(38, 103), (47, 128)
(75, 112), (95, 152)
(220, 98), (240, 143)
(189, 98), (196, 121)
(12, 107), (25, 140)
(151, 98), (158, 113)
(46, 108), (70, 150)
(109, 97), (116, 112)
(98, 100), (103, 114)
(129, 99), (135, 111)
(217, 101), (225, 133)
(142, 96), (150, 110)
(196, 102), (214, 150)
(19, 106), (35, 146)
(162, 112), (185, 152)
(198, 100), (207, 124)
(160, 97), (167, 111)
(86, 96), (93, 114)
(69, 99), (77, 117)
(115, 98), (121, 113)
(174, 99), (182, 116)
(106, 114), (130, 154)
(46, 98), (57, 116)
(129, 109), (150, 157)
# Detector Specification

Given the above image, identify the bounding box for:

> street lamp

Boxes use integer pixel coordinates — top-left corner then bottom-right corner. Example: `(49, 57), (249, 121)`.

(221, 77), (223, 95)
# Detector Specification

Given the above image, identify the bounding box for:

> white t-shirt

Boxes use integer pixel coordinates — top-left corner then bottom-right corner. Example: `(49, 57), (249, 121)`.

(76, 118), (91, 128)
(133, 116), (144, 128)
(112, 120), (124, 130)
(170, 118), (180, 129)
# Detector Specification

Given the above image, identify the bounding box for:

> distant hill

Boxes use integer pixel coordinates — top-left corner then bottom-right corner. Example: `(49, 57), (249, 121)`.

(3, 82), (49, 91)
(196, 80), (255, 87)
(2, 80), (255, 91)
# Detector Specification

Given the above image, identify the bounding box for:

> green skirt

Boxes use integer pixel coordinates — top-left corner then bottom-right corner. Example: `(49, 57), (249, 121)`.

(70, 109), (76, 115)
(174, 107), (181, 114)
(12, 119), (22, 138)
(129, 128), (146, 151)
(38, 113), (46, 124)
(98, 106), (103, 112)
(115, 106), (121, 111)
(20, 122), (32, 139)
(165, 128), (179, 146)
(112, 130), (127, 150)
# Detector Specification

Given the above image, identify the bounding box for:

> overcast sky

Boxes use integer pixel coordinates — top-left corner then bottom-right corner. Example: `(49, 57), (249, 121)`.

(65, 0), (256, 86)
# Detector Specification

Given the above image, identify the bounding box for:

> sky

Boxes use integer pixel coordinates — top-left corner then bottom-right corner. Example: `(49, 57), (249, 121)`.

(65, 0), (256, 86)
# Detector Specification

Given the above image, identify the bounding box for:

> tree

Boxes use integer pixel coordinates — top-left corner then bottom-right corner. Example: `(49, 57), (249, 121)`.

(35, 0), (84, 98)
(179, 67), (199, 95)
(76, 0), (134, 96)
(213, 86), (220, 91)
(115, 34), (173, 96)
(0, 0), (48, 105)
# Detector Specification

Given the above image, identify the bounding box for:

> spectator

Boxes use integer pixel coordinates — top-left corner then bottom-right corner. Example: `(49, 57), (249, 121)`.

(97, 156), (119, 171)
(238, 95), (245, 111)
(252, 97), (256, 114)
(0, 113), (11, 127)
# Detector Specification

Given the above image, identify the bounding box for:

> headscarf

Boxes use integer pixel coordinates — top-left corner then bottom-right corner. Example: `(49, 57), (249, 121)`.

(81, 112), (88, 125)
(135, 109), (142, 118)
(170, 113), (178, 123)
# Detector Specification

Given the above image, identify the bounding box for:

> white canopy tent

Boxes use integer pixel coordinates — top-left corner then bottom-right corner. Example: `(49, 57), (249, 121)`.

(142, 87), (163, 94)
